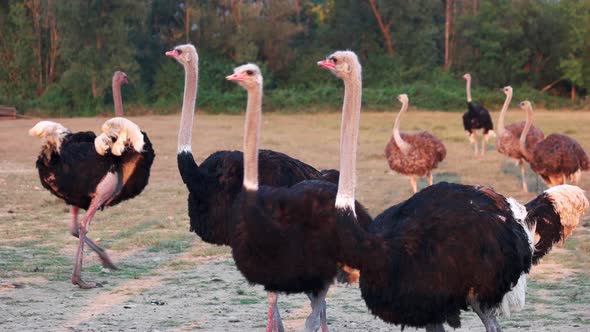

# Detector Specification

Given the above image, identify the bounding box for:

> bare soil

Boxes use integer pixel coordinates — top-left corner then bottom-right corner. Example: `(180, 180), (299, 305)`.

(1, 110), (589, 331)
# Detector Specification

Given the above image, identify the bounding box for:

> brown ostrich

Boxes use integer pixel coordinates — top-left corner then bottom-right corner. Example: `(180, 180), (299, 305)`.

(519, 100), (589, 187)
(384, 94), (446, 193)
(495, 86), (544, 192)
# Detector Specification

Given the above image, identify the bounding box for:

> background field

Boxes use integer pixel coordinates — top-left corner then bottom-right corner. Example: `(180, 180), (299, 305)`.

(1, 109), (589, 331)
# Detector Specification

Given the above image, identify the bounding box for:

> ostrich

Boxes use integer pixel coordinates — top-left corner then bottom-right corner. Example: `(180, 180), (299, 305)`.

(462, 73), (494, 155)
(334, 182), (588, 332)
(230, 52), (372, 332)
(495, 86), (544, 192)
(519, 100), (589, 187)
(308, 55), (587, 331)
(384, 94), (446, 193)
(29, 71), (155, 288)
(29, 110), (155, 288)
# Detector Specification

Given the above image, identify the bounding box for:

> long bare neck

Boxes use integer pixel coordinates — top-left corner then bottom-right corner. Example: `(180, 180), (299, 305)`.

(465, 77), (472, 103)
(178, 60), (198, 153)
(519, 106), (534, 161)
(112, 79), (123, 117)
(392, 101), (411, 154)
(242, 85), (262, 191)
(497, 91), (512, 136)
(335, 69), (362, 213)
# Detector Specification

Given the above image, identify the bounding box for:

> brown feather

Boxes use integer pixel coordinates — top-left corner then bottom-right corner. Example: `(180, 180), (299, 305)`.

(529, 133), (589, 184)
(497, 121), (544, 162)
(385, 132), (446, 177)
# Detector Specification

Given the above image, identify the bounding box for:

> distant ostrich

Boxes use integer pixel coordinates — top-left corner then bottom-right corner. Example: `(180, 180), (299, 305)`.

(29, 106), (155, 288)
(384, 94), (446, 193)
(230, 52), (372, 332)
(462, 73), (494, 155)
(519, 100), (589, 187)
(112, 71), (129, 117)
(495, 86), (544, 192)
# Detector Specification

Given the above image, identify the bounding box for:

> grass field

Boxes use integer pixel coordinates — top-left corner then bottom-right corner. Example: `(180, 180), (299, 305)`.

(1, 108), (589, 331)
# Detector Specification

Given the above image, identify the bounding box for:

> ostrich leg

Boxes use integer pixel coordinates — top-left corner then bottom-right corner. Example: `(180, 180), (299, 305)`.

(305, 287), (329, 332)
(425, 324), (445, 332)
(72, 172), (122, 289)
(266, 292), (284, 332)
(409, 176), (418, 193)
(473, 132), (479, 155)
(468, 298), (502, 332)
(519, 161), (528, 193)
(481, 133), (486, 155)
(427, 173), (433, 186)
(69, 206), (117, 269)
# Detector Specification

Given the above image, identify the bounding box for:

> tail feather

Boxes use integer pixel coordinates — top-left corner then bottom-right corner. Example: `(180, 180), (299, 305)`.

(95, 117), (145, 156)
(499, 274), (527, 317)
(29, 121), (70, 153)
(525, 185), (589, 264)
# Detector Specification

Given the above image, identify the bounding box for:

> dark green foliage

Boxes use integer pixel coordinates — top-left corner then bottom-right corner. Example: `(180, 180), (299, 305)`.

(0, 0), (587, 115)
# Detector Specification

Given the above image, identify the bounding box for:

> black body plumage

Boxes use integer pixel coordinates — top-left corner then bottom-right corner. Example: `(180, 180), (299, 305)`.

(177, 149), (337, 246)
(230, 181), (372, 295)
(463, 102), (494, 134)
(35, 131), (155, 210)
(334, 182), (533, 328)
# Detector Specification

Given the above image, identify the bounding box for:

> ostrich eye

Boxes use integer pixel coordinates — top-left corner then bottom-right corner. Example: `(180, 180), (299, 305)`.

(176, 49), (183, 55)
(246, 70), (253, 75)
(330, 57), (337, 64)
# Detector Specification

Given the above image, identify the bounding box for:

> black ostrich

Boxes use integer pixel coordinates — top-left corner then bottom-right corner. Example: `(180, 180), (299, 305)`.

(275, 51), (585, 332)
(230, 52), (372, 332)
(29, 73), (155, 288)
(462, 73), (494, 156)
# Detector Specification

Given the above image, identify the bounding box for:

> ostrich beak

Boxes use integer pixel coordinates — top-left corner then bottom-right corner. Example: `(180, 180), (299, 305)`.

(226, 73), (247, 81)
(123, 77), (130, 85)
(165, 49), (179, 57)
(317, 59), (335, 69)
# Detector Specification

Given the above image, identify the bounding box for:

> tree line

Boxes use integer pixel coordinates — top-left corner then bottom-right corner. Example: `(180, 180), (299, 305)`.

(0, 0), (589, 115)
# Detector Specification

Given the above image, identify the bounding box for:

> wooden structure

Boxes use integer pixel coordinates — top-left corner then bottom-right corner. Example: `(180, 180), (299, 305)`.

(0, 105), (17, 120)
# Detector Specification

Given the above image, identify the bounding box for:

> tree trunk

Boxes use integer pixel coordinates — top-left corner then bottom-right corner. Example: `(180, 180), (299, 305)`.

(91, 76), (98, 98)
(25, 0), (44, 93)
(444, 0), (452, 71)
(47, 2), (58, 83)
(571, 84), (576, 102)
(294, 0), (301, 25)
(473, 0), (478, 15)
(185, 1), (190, 43)
(366, 0), (394, 56)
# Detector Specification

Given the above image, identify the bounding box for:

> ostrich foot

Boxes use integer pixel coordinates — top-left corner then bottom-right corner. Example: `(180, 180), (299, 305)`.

(71, 275), (101, 289)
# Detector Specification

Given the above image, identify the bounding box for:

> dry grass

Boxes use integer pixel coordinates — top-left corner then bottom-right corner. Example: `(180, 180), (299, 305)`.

(0, 108), (589, 331)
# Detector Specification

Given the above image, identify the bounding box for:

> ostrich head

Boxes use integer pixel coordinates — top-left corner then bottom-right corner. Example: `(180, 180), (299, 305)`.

(502, 86), (513, 96)
(519, 100), (533, 111)
(317, 51), (361, 80)
(462, 73), (471, 81)
(165, 44), (198, 65)
(112, 71), (129, 86)
(397, 94), (408, 104)
(225, 63), (262, 90)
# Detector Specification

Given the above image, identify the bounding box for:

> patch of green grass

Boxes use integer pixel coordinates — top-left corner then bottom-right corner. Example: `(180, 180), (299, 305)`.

(148, 233), (194, 254)
(238, 298), (260, 305)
